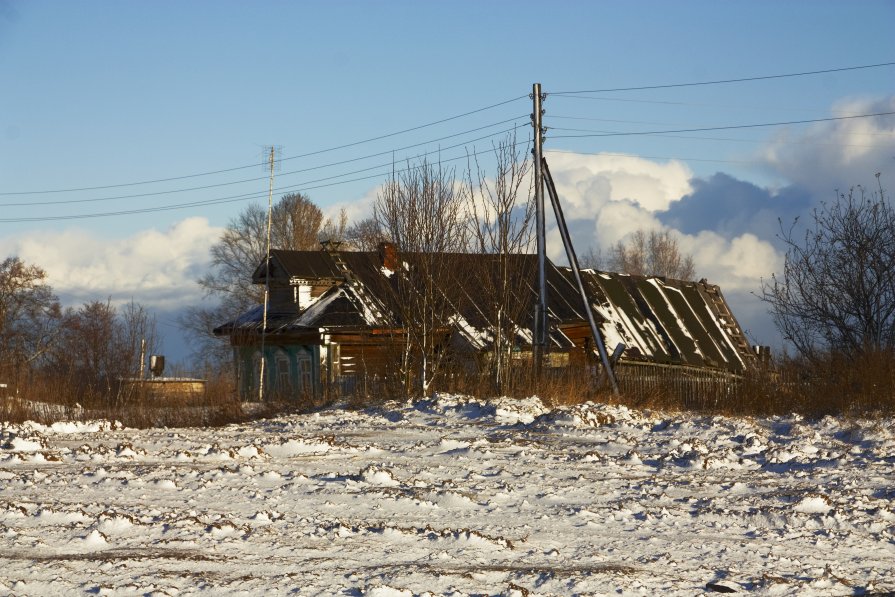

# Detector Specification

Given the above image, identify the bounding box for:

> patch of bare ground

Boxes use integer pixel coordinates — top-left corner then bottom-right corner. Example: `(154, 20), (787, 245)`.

(0, 548), (225, 562)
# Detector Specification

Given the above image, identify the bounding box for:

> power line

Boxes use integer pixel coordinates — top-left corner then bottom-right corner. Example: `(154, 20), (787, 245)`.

(548, 127), (892, 149)
(5, 62), (888, 197)
(544, 148), (753, 165)
(0, 117), (529, 207)
(0, 95), (528, 196)
(0, 139), (534, 223)
(551, 61), (895, 95)
(275, 96), (528, 164)
(550, 95), (694, 106)
(550, 114), (691, 126)
(548, 111), (895, 141)
(5, 110), (890, 221)
(549, 113), (895, 136)
(4, 62), (890, 196)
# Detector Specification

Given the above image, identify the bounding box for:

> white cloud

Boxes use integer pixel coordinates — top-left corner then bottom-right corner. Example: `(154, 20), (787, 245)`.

(545, 151), (694, 215)
(681, 231), (782, 292)
(535, 152), (783, 294)
(322, 185), (379, 224)
(760, 95), (895, 196)
(0, 217), (222, 309)
(592, 199), (664, 246)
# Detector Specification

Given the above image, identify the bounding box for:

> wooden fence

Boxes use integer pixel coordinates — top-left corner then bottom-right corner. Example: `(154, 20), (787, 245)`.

(613, 361), (743, 409)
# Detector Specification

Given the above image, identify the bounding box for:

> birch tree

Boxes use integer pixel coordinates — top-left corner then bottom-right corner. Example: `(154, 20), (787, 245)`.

(466, 132), (535, 392)
(374, 159), (468, 395)
(609, 229), (695, 280)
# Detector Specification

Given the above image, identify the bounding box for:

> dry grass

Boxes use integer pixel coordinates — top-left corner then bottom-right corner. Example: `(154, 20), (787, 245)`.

(1, 370), (295, 428)
(410, 351), (895, 419)
(6, 351), (894, 427)
(607, 351), (895, 419)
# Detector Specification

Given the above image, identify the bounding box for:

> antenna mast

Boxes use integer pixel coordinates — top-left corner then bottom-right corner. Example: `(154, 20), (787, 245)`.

(258, 146), (279, 401)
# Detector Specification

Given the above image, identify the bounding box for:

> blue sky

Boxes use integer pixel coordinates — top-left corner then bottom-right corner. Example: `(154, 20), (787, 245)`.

(1, 0), (894, 365)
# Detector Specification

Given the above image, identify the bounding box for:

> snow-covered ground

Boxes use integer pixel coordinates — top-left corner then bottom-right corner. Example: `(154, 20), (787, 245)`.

(1, 395), (894, 596)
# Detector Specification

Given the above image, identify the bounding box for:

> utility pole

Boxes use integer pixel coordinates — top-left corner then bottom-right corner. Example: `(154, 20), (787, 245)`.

(542, 159), (620, 394)
(259, 146), (277, 402)
(531, 83), (547, 381)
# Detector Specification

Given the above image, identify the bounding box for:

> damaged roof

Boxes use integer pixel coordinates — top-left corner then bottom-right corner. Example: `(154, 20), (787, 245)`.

(220, 249), (755, 372)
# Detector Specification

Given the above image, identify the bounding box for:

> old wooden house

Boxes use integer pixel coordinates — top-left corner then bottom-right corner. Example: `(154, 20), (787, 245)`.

(215, 243), (757, 400)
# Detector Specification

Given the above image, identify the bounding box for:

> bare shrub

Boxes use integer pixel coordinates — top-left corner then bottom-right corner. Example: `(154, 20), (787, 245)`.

(579, 247), (604, 270)
(38, 300), (158, 408)
(344, 217), (386, 251)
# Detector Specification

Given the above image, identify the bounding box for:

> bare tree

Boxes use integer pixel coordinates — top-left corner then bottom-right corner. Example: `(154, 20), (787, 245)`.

(345, 216), (386, 251)
(374, 159), (468, 394)
(271, 193), (325, 251)
(608, 229), (695, 280)
(319, 208), (349, 243)
(181, 193), (324, 366)
(0, 257), (61, 386)
(761, 181), (895, 360)
(579, 247), (604, 270)
(119, 300), (159, 377)
(43, 300), (158, 404)
(466, 132), (534, 392)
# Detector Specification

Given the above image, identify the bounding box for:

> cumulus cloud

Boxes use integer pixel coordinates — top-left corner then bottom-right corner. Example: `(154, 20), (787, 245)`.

(523, 151), (693, 264)
(0, 217), (222, 310)
(761, 95), (895, 196)
(537, 153), (782, 292)
(544, 151), (694, 215)
(533, 153), (785, 343)
(658, 173), (814, 245)
(680, 231), (781, 290)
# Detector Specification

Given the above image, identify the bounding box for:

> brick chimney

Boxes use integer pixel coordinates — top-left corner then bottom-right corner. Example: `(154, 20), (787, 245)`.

(378, 241), (398, 271)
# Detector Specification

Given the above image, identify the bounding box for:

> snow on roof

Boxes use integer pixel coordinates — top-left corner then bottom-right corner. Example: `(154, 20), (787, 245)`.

(222, 249), (755, 372)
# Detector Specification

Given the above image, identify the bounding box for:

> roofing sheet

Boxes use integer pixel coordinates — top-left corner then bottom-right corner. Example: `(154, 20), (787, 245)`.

(226, 249), (753, 372)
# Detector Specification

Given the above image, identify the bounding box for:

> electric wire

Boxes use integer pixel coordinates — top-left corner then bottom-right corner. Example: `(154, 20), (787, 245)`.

(4, 111), (889, 221)
(5, 62), (889, 196)
(547, 127), (891, 149)
(550, 61), (895, 95)
(548, 127), (890, 149)
(549, 114), (895, 137)
(0, 139), (534, 223)
(0, 95), (529, 196)
(4, 61), (892, 214)
(0, 116), (529, 207)
(544, 148), (753, 165)
(547, 111), (895, 141)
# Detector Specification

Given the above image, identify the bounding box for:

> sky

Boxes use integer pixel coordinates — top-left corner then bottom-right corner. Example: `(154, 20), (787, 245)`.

(1, 0), (894, 367)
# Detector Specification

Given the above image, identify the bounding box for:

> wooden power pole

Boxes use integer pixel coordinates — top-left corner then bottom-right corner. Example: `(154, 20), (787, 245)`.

(531, 83), (547, 380)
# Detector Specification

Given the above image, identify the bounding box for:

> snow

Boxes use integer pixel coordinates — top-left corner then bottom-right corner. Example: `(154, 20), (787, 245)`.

(1, 394), (894, 595)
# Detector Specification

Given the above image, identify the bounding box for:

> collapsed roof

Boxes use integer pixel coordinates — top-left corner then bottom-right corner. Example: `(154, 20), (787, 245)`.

(216, 248), (755, 373)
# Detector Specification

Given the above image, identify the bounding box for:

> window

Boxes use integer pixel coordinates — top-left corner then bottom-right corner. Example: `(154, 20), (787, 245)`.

(276, 352), (291, 394)
(299, 358), (312, 394)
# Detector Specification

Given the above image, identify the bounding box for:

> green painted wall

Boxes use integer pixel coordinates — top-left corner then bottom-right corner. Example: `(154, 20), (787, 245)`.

(234, 344), (319, 401)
